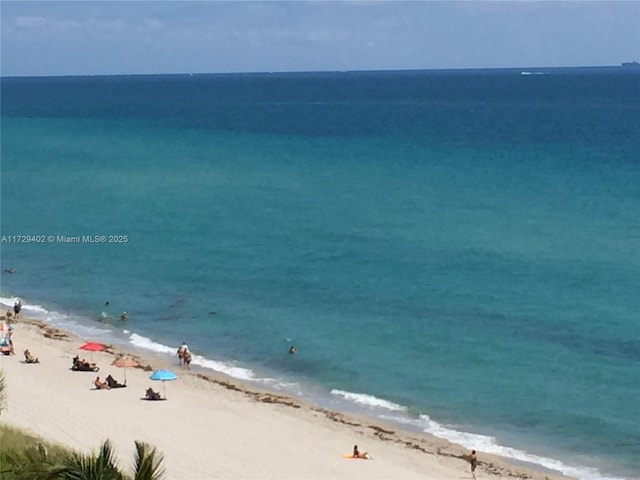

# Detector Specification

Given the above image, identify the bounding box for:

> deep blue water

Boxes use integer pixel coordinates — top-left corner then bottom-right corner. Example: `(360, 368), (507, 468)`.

(1, 68), (639, 479)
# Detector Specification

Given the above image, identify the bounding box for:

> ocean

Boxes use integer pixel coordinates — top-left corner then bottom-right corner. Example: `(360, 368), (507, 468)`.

(1, 68), (639, 480)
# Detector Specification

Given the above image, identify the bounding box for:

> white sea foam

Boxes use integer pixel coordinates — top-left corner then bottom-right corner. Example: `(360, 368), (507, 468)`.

(1, 295), (258, 382)
(1, 296), (113, 339)
(257, 377), (300, 390)
(189, 353), (255, 381)
(1, 294), (626, 480)
(128, 333), (176, 355)
(1, 295), (28, 311)
(377, 413), (626, 480)
(127, 333), (256, 381)
(330, 389), (407, 411)
(326, 385), (623, 480)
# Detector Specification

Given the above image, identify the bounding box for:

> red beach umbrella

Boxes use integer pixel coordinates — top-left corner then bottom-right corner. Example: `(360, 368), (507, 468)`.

(79, 341), (105, 361)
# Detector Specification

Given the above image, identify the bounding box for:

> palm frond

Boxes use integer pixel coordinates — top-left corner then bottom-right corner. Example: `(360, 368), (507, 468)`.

(132, 441), (165, 480)
(0, 442), (54, 479)
(49, 440), (124, 480)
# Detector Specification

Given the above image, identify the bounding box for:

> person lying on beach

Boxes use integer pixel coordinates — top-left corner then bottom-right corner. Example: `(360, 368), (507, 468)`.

(94, 376), (110, 390)
(105, 374), (126, 388)
(24, 349), (39, 363)
(352, 445), (372, 459)
(73, 356), (95, 370)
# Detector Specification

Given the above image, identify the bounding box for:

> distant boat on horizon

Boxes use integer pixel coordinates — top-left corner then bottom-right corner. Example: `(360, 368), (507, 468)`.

(621, 61), (640, 69)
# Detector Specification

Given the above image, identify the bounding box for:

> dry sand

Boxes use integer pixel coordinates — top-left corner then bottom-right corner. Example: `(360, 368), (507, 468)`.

(0, 317), (573, 480)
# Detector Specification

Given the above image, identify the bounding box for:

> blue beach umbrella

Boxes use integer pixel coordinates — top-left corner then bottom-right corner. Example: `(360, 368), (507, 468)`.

(149, 369), (177, 399)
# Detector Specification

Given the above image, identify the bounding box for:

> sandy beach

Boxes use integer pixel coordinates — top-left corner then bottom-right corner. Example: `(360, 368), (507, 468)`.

(0, 316), (573, 480)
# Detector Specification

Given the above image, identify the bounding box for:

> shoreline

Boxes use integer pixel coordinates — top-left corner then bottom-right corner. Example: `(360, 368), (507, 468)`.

(0, 313), (573, 480)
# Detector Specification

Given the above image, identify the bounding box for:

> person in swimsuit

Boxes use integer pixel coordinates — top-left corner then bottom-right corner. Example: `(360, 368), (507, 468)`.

(469, 450), (478, 479)
(352, 445), (371, 459)
(94, 376), (110, 390)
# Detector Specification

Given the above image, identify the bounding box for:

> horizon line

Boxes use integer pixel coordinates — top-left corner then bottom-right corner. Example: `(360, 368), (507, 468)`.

(1, 63), (636, 79)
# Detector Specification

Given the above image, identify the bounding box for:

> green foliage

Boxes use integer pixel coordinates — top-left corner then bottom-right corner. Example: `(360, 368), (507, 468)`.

(0, 426), (66, 479)
(132, 441), (165, 480)
(1, 425), (68, 455)
(1, 369), (164, 479)
(50, 440), (124, 480)
(0, 430), (59, 480)
(0, 426), (166, 480)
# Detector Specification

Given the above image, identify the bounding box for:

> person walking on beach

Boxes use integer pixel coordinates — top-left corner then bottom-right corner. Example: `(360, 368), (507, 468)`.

(178, 342), (189, 355)
(177, 342), (190, 367)
(13, 300), (21, 319)
(468, 449), (478, 479)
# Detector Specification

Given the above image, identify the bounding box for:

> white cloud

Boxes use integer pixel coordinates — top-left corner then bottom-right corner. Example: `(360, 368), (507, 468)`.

(15, 16), (46, 29)
(2, 1), (639, 76)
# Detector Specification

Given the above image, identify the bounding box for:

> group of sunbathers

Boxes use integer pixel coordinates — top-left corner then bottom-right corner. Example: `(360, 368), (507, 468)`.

(94, 380), (161, 400)
(72, 355), (97, 370)
(94, 374), (126, 390)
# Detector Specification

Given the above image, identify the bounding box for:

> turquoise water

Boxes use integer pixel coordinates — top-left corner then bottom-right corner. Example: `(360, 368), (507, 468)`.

(1, 69), (639, 479)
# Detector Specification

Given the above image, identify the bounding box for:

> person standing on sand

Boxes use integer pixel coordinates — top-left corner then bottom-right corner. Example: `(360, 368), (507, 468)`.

(13, 300), (21, 319)
(469, 450), (478, 479)
(177, 342), (189, 366)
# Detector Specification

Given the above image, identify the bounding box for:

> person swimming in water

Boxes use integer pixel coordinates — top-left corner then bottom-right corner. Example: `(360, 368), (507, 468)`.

(288, 345), (296, 354)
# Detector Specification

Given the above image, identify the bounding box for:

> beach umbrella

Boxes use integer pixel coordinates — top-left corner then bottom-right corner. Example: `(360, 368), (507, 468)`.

(149, 369), (177, 399)
(111, 356), (139, 382)
(79, 341), (105, 361)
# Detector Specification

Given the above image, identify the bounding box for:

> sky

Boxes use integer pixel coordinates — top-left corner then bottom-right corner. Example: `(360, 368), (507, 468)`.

(1, 1), (639, 76)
